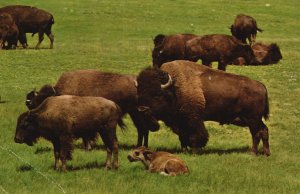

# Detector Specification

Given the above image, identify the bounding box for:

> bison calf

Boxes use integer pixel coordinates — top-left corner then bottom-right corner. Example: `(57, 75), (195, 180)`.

(128, 147), (189, 176)
(0, 13), (18, 49)
(15, 95), (124, 171)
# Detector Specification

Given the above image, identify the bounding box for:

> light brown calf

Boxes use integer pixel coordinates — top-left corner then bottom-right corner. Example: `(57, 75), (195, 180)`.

(128, 147), (189, 176)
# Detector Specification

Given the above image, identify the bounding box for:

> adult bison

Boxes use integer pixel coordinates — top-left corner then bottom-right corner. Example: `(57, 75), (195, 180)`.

(15, 95), (124, 170)
(0, 5), (54, 49)
(26, 70), (159, 149)
(185, 34), (257, 71)
(152, 33), (198, 68)
(230, 14), (262, 45)
(232, 42), (282, 65)
(136, 60), (270, 156)
(0, 13), (18, 49)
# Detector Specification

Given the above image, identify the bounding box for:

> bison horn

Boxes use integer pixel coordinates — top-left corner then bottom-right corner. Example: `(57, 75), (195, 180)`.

(134, 80), (138, 88)
(161, 74), (172, 89)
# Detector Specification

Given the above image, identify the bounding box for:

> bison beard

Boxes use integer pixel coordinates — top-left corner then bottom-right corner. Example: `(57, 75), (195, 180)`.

(137, 60), (270, 156)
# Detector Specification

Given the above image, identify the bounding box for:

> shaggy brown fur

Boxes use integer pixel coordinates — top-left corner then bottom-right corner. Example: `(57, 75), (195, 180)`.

(230, 14), (262, 45)
(152, 33), (199, 67)
(128, 147), (189, 176)
(137, 60), (270, 156)
(26, 70), (159, 148)
(0, 5), (54, 48)
(185, 34), (257, 71)
(0, 13), (18, 49)
(15, 95), (125, 171)
(232, 42), (282, 65)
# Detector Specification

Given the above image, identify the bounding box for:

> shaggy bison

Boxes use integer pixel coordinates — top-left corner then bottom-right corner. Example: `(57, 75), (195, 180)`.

(185, 34), (257, 71)
(15, 95), (125, 170)
(0, 13), (18, 49)
(230, 14), (262, 45)
(26, 70), (159, 149)
(0, 5), (54, 49)
(136, 60), (270, 156)
(233, 42), (282, 65)
(152, 33), (198, 67)
(128, 146), (189, 176)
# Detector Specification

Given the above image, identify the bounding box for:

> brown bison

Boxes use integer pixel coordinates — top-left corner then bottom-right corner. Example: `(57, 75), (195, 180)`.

(26, 70), (159, 149)
(230, 14), (262, 45)
(0, 13), (18, 49)
(233, 42), (282, 65)
(15, 95), (125, 170)
(128, 146), (189, 176)
(136, 60), (270, 156)
(0, 5), (54, 49)
(152, 33), (198, 67)
(185, 34), (257, 71)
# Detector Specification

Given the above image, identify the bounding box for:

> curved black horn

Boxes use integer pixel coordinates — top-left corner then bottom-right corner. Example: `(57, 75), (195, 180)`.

(161, 74), (172, 89)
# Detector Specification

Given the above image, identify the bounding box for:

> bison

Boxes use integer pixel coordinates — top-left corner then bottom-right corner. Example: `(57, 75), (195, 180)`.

(0, 5), (54, 49)
(152, 33), (198, 68)
(0, 13), (18, 49)
(136, 60), (270, 156)
(25, 70), (159, 149)
(232, 42), (282, 65)
(15, 95), (125, 170)
(128, 146), (189, 176)
(185, 34), (257, 71)
(230, 14), (262, 45)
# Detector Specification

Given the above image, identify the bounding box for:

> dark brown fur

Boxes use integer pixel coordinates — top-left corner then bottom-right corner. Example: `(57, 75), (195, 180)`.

(26, 70), (159, 148)
(232, 42), (282, 65)
(136, 60), (270, 156)
(0, 5), (54, 48)
(230, 14), (262, 45)
(185, 34), (257, 71)
(15, 95), (124, 170)
(0, 13), (18, 49)
(152, 33), (198, 67)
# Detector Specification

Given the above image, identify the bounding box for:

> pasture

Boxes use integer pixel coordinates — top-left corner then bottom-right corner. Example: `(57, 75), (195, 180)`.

(0, 0), (300, 193)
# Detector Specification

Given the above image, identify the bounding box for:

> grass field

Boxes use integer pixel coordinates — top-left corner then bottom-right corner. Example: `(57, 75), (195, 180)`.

(1, 0), (300, 193)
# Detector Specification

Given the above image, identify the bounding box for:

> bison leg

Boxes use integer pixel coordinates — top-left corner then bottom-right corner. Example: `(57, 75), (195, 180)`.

(129, 111), (148, 147)
(18, 31), (28, 48)
(217, 60), (227, 71)
(249, 119), (270, 156)
(35, 31), (44, 49)
(259, 122), (270, 156)
(59, 136), (74, 171)
(46, 32), (54, 49)
(99, 128), (118, 169)
(53, 141), (61, 170)
(82, 137), (92, 151)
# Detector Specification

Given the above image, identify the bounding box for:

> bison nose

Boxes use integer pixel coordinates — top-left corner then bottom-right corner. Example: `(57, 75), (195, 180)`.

(138, 106), (150, 112)
(14, 137), (23, 144)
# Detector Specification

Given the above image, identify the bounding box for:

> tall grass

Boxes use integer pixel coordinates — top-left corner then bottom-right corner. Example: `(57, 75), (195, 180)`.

(0, 0), (299, 193)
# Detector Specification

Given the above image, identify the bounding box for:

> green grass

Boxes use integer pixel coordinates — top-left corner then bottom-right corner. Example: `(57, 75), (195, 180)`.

(1, 0), (300, 193)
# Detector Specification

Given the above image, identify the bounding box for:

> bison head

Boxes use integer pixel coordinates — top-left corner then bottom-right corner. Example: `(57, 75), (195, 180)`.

(14, 112), (39, 146)
(152, 34), (167, 67)
(26, 85), (56, 109)
(267, 43), (282, 64)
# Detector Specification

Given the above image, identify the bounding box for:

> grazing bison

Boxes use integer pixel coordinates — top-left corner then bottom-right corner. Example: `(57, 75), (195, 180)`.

(136, 60), (270, 156)
(128, 146), (189, 176)
(185, 34), (257, 71)
(233, 42), (282, 65)
(230, 14), (262, 45)
(26, 70), (159, 149)
(0, 5), (54, 49)
(15, 95), (125, 170)
(152, 33), (198, 68)
(0, 13), (18, 49)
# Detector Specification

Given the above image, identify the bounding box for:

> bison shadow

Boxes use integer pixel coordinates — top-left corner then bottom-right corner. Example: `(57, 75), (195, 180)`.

(66, 161), (105, 171)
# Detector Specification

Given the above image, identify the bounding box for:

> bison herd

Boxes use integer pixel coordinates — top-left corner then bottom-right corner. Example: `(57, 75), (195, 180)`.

(8, 4), (282, 174)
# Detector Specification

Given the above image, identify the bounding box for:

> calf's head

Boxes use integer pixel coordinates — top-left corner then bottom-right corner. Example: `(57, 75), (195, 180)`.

(127, 146), (154, 164)
(14, 112), (39, 146)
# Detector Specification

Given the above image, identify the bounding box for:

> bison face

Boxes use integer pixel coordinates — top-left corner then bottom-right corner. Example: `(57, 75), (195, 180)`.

(26, 85), (56, 110)
(268, 44), (282, 64)
(137, 67), (174, 121)
(14, 112), (38, 146)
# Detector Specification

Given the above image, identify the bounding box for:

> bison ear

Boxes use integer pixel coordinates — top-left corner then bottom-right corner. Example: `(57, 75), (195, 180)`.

(153, 34), (165, 47)
(40, 85), (56, 96)
(143, 150), (153, 160)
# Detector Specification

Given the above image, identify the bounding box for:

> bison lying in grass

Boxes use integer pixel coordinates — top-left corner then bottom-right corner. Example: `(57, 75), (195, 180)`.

(15, 95), (125, 171)
(136, 60), (270, 156)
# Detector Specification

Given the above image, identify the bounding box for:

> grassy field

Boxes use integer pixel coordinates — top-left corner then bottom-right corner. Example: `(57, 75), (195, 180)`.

(1, 0), (300, 193)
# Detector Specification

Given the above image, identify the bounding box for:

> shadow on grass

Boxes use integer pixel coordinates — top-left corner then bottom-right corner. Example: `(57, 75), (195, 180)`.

(34, 144), (250, 156)
(17, 164), (33, 172)
(66, 161), (105, 171)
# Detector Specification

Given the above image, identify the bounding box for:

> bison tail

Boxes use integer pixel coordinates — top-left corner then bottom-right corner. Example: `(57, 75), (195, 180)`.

(51, 17), (55, 25)
(263, 86), (270, 121)
(115, 104), (127, 132)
